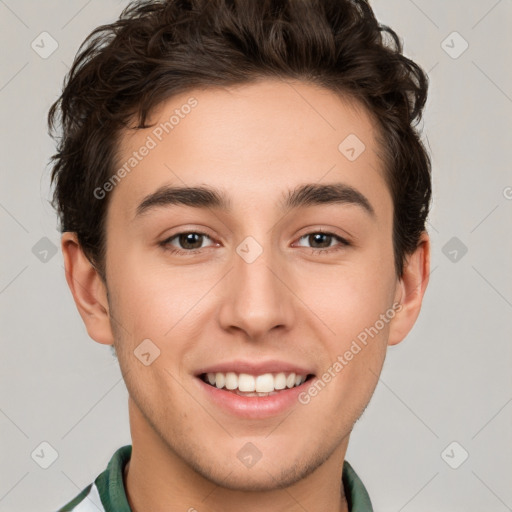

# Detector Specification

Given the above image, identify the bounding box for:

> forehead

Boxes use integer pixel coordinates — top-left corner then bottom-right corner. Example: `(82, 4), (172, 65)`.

(110, 79), (391, 221)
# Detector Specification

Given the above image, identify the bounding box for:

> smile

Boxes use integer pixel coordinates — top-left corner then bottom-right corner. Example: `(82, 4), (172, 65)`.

(195, 369), (317, 419)
(200, 371), (314, 397)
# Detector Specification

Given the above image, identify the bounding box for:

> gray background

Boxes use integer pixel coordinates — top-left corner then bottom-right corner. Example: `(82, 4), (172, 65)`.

(1, 0), (511, 511)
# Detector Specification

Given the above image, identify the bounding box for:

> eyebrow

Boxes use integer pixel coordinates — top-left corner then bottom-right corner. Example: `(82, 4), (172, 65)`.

(135, 182), (375, 218)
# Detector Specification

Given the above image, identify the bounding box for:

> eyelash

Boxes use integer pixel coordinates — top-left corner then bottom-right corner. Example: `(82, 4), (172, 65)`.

(159, 229), (350, 256)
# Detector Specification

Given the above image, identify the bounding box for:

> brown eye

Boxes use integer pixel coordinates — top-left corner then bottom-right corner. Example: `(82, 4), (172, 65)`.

(161, 231), (214, 254)
(177, 232), (204, 250)
(296, 231), (349, 252)
(308, 233), (333, 249)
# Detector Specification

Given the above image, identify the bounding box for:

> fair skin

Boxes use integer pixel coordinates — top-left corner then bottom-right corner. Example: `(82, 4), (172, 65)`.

(62, 79), (430, 512)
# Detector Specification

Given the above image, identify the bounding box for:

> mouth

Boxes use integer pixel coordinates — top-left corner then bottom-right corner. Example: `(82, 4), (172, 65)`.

(198, 371), (316, 397)
(193, 360), (317, 418)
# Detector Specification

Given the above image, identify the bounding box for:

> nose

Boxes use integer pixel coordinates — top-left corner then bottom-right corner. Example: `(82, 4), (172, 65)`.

(217, 239), (295, 341)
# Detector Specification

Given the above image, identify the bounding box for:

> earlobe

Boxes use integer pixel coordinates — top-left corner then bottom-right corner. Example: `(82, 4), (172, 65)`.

(388, 232), (430, 346)
(61, 232), (114, 346)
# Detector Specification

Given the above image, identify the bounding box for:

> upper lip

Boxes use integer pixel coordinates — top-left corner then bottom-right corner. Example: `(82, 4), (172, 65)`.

(195, 359), (315, 377)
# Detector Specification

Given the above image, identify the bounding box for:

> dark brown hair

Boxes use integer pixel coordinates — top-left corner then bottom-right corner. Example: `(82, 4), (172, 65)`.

(47, 0), (431, 279)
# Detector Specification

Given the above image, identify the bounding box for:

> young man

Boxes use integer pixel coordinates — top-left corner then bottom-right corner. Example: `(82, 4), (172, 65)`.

(49, 0), (431, 510)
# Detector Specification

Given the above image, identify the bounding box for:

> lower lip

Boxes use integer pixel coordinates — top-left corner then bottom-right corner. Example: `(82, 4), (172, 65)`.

(196, 376), (313, 419)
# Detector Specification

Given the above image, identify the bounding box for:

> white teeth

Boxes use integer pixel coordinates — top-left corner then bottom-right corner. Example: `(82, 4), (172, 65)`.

(215, 372), (225, 389)
(238, 373), (255, 392)
(274, 372), (287, 390)
(225, 372), (238, 390)
(255, 373), (274, 393)
(203, 371), (309, 393)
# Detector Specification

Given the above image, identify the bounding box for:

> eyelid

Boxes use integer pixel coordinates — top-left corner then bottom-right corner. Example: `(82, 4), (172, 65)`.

(295, 224), (353, 241)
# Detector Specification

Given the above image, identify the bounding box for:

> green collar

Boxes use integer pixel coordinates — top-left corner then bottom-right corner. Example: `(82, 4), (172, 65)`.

(342, 458), (374, 511)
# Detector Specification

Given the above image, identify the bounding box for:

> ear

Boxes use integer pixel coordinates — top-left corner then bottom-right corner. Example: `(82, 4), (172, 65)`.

(388, 231), (430, 346)
(61, 232), (114, 345)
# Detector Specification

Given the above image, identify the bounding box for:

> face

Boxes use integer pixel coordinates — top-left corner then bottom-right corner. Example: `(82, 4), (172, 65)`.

(102, 79), (402, 490)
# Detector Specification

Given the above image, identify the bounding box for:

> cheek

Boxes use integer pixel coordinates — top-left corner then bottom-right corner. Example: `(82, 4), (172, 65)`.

(304, 258), (395, 340)
(300, 259), (396, 410)
(311, 279), (392, 417)
(107, 252), (217, 343)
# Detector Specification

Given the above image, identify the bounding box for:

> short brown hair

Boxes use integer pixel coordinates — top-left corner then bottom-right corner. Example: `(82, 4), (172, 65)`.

(48, 0), (431, 279)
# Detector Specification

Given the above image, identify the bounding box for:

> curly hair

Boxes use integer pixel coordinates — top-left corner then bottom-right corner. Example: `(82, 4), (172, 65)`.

(47, 0), (431, 279)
